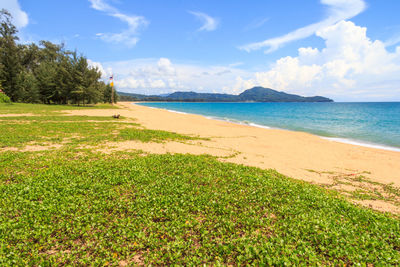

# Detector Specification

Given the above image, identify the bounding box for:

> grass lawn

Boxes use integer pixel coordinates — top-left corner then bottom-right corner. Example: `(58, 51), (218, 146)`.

(0, 102), (119, 114)
(0, 103), (399, 265)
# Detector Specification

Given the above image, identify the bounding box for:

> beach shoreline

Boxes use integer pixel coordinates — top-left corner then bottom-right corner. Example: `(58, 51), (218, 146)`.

(135, 102), (400, 153)
(66, 102), (400, 188)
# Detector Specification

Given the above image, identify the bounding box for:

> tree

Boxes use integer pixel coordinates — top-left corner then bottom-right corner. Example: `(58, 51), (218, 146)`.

(69, 53), (105, 105)
(19, 43), (40, 72)
(54, 54), (73, 104)
(69, 52), (85, 105)
(101, 82), (118, 104)
(83, 63), (103, 104)
(0, 8), (114, 105)
(16, 44), (41, 103)
(0, 83), (11, 103)
(35, 61), (57, 104)
(0, 9), (22, 101)
(38, 41), (63, 62)
(15, 71), (40, 103)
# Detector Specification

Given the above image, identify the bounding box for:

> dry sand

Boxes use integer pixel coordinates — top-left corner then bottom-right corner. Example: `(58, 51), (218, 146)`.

(67, 102), (400, 185)
(65, 102), (400, 213)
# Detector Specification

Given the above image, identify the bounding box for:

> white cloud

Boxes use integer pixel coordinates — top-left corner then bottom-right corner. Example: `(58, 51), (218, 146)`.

(384, 34), (400, 47)
(89, 0), (114, 12)
(92, 58), (250, 95)
(237, 20), (400, 101)
(88, 21), (400, 101)
(188, 11), (219, 32)
(157, 58), (176, 75)
(87, 59), (109, 78)
(88, 0), (148, 46)
(243, 17), (269, 31)
(0, 0), (29, 28)
(241, 0), (366, 53)
(150, 79), (166, 89)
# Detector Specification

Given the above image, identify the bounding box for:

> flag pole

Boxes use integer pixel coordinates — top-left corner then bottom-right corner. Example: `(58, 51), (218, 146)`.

(111, 84), (114, 106)
(110, 74), (114, 105)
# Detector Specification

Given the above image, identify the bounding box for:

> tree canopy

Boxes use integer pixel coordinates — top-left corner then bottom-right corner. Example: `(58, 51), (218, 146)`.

(0, 9), (117, 105)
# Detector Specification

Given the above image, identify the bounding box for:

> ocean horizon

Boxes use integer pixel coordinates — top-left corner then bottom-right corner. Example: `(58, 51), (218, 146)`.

(136, 102), (400, 152)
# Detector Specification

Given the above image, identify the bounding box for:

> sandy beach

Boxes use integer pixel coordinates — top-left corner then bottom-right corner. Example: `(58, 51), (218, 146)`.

(66, 102), (400, 212)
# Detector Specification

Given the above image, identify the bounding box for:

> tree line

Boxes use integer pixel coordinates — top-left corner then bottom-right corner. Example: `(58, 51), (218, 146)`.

(0, 9), (117, 105)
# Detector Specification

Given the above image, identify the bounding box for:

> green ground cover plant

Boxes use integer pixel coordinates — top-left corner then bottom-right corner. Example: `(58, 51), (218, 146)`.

(312, 169), (400, 208)
(0, 93), (11, 103)
(0, 120), (198, 148)
(0, 103), (399, 265)
(0, 103), (118, 115)
(0, 112), (199, 149)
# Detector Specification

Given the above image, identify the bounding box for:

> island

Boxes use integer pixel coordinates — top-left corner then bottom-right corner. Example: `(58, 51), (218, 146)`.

(118, 86), (334, 102)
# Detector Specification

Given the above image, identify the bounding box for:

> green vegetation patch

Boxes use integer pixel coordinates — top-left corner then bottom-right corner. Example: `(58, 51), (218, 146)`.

(0, 151), (399, 265)
(320, 171), (400, 207)
(1, 103), (399, 265)
(0, 115), (125, 122)
(0, 103), (118, 115)
(0, 114), (197, 148)
(119, 128), (200, 143)
(0, 119), (124, 148)
(0, 93), (11, 103)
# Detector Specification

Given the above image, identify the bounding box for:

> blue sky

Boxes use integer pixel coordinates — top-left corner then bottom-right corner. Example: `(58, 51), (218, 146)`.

(2, 0), (400, 101)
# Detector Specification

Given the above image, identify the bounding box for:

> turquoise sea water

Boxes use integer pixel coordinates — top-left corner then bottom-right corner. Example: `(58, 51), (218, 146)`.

(137, 102), (400, 151)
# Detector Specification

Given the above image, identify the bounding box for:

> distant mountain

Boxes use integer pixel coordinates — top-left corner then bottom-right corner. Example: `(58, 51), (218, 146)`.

(237, 87), (332, 102)
(166, 91), (237, 102)
(118, 92), (164, 101)
(118, 87), (333, 102)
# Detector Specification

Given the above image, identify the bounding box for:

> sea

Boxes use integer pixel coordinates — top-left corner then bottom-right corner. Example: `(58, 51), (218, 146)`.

(136, 102), (400, 152)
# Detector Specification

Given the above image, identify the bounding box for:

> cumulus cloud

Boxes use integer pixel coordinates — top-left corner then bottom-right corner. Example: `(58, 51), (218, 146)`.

(188, 11), (219, 32)
(88, 21), (400, 101)
(0, 0), (29, 28)
(236, 21), (400, 101)
(241, 0), (366, 53)
(89, 0), (148, 46)
(91, 58), (250, 95)
(87, 59), (109, 78)
(157, 58), (176, 75)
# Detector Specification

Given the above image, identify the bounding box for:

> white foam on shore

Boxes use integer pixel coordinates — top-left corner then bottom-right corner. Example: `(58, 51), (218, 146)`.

(205, 116), (261, 128)
(134, 103), (400, 153)
(165, 109), (189, 115)
(322, 137), (400, 152)
(249, 123), (271, 129)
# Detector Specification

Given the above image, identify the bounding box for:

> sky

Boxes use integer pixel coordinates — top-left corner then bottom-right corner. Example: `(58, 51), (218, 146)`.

(2, 0), (400, 101)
